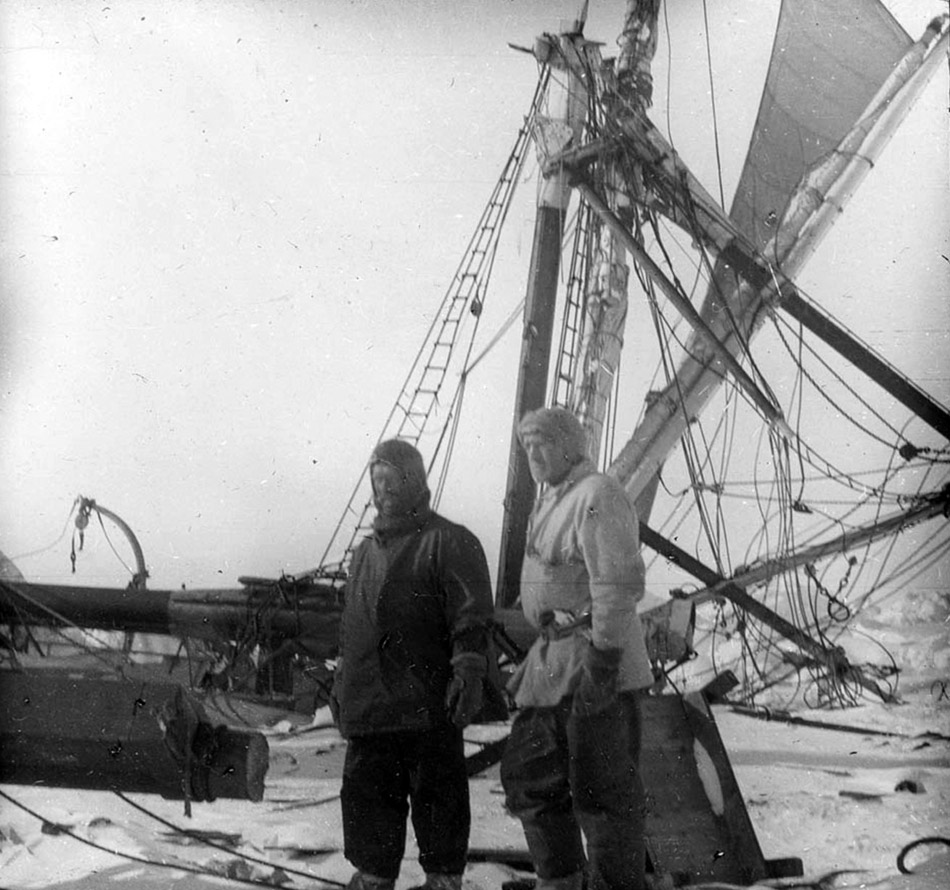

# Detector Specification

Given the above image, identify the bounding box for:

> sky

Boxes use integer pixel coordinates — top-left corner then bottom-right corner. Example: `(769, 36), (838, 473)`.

(1, 0), (947, 598)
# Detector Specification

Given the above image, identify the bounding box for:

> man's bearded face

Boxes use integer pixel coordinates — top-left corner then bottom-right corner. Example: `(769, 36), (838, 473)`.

(522, 431), (573, 486)
(371, 462), (414, 516)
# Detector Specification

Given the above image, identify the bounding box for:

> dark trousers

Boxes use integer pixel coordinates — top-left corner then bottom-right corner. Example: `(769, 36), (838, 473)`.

(341, 723), (470, 880)
(501, 691), (646, 890)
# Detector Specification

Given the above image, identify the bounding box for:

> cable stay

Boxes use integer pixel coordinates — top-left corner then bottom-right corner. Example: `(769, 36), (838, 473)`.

(684, 487), (950, 609)
(313, 69), (551, 580)
(72, 496), (149, 591)
(514, 8), (950, 708)
(533, 14), (949, 509)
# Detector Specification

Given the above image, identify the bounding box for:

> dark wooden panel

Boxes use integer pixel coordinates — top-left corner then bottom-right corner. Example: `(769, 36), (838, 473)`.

(640, 694), (769, 885)
(0, 669), (268, 802)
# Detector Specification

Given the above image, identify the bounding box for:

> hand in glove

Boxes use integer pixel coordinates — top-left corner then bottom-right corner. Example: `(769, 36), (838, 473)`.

(573, 645), (622, 718)
(445, 651), (487, 728)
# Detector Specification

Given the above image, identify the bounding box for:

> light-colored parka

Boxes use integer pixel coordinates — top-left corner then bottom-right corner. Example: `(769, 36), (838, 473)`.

(507, 459), (654, 708)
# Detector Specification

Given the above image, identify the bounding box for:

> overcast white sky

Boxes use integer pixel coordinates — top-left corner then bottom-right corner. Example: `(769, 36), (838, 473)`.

(1, 0), (947, 595)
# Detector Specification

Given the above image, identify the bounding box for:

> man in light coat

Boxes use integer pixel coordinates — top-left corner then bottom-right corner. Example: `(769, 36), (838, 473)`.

(501, 407), (653, 890)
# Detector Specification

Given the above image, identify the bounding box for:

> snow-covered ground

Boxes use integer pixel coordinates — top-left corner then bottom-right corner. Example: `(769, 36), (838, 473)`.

(1, 591), (948, 889)
(1, 697), (947, 890)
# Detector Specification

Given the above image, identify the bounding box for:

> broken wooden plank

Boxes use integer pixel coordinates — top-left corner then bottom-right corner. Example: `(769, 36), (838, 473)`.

(640, 693), (794, 884)
(0, 668), (268, 803)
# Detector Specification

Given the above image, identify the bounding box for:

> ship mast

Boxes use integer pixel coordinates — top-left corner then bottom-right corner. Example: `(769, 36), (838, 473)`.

(531, 5), (949, 510)
(607, 11), (950, 504)
(496, 1), (950, 698)
(495, 10), (591, 607)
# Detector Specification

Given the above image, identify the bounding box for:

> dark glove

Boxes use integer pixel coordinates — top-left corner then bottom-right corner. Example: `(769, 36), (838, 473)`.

(445, 651), (487, 727)
(573, 645), (622, 717)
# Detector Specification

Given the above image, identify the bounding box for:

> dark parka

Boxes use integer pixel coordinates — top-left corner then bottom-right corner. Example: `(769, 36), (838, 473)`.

(333, 510), (494, 737)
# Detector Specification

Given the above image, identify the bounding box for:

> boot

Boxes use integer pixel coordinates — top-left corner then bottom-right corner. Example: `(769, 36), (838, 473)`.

(347, 871), (396, 890)
(407, 873), (463, 890)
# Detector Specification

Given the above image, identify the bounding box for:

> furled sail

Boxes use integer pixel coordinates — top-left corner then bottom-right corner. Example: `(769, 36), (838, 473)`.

(596, 0), (949, 705)
(729, 0), (912, 253)
(610, 0), (948, 508)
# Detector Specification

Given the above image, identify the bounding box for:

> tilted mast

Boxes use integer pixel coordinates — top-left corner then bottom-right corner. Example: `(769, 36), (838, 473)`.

(510, 1), (949, 695)
(536, 3), (948, 515)
(607, 7), (950, 504)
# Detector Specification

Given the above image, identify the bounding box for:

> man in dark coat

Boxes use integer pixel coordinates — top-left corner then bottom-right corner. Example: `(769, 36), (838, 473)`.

(332, 438), (495, 890)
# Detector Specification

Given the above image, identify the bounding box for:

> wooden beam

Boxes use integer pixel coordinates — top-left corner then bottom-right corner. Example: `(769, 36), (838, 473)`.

(0, 581), (174, 634)
(636, 522), (908, 703)
(781, 290), (950, 441)
(0, 668), (268, 803)
(0, 578), (341, 658)
(573, 177), (785, 429)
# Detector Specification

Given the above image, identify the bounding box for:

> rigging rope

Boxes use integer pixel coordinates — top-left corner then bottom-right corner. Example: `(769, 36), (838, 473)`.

(315, 65), (550, 577)
(700, 0), (726, 209)
(114, 790), (345, 888)
(632, 268), (948, 705)
(0, 787), (340, 890)
(9, 500), (78, 564)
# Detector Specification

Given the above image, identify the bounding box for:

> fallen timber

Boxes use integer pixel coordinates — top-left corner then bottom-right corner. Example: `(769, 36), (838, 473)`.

(0, 575), (341, 655)
(0, 667), (269, 809)
(0, 575), (339, 803)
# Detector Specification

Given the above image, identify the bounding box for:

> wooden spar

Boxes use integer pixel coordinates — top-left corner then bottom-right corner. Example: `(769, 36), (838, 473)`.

(766, 14), (949, 279)
(780, 290), (950, 441)
(581, 115), (950, 444)
(544, 15), (950, 504)
(640, 484), (950, 700)
(569, 202), (631, 468)
(1, 581), (173, 635)
(0, 577), (342, 658)
(683, 492), (950, 606)
(495, 204), (565, 608)
(572, 130), (950, 444)
(566, 0), (659, 469)
(573, 177), (786, 428)
(636, 523), (903, 704)
(495, 27), (590, 608)
(572, 124), (790, 502)
(0, 668), (268, 802)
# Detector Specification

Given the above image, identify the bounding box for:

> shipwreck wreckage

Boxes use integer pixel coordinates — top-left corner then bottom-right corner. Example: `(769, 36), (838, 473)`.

(2, 0), (948, 885)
